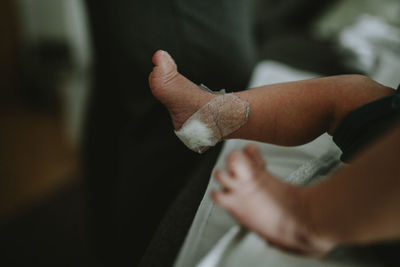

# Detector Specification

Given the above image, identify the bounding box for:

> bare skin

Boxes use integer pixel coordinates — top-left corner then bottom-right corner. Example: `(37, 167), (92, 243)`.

(150, 50), (393, 144)
(149, 50), (215, 130)
(149, 50), (399, 256)
(213, 126), (400, 256)
(212, 144), (334, 256)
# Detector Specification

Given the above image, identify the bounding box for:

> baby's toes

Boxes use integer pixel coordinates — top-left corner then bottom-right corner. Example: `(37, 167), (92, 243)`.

(211, 190), (236, 211)
(151, 50), (177, 75)
(214, 169), (237, 191)
(226, 151), (255, 181)
(149, 50), (179, 92)
(243, 144), (266, 171)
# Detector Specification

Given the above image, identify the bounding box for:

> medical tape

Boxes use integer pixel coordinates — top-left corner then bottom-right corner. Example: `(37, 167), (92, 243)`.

(174, 85), (250, 153)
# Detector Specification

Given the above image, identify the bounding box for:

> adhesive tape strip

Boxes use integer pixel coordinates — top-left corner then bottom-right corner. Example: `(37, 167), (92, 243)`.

(174, 92), (250, 153)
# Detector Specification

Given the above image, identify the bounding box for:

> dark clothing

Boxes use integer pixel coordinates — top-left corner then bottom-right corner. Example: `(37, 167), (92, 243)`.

(333, 84), (400, 162)
(83, 1), (257, 266)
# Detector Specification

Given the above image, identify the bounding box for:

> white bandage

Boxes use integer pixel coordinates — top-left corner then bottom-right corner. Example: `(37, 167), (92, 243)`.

(174, 92), (250, 153)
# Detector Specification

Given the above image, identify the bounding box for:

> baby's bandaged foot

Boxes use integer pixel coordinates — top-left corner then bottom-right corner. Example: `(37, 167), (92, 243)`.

(148, 50), (249, 153)
(175, 91), (250, 153)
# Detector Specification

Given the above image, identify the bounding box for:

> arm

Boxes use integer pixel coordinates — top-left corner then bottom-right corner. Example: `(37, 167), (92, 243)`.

(229, 75), (394, 146)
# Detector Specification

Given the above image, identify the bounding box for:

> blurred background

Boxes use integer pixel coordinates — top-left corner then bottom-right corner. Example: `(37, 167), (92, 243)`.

(1, 0), (399, 266)
(0, 0), (92, 265)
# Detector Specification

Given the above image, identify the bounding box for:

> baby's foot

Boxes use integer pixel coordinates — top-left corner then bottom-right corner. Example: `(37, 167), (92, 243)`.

(149, 50), (215, 130)
(212, 144), (334, 256)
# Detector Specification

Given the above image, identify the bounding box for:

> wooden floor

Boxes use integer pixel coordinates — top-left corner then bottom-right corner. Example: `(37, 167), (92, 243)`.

(0, 104), (77, 218)
(0, 98), (95, 266)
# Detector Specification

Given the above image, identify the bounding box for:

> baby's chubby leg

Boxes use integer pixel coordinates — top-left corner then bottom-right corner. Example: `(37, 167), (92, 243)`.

(150, 50), (395, 152)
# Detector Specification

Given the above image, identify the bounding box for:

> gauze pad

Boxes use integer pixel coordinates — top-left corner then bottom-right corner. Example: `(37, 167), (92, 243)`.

(174, 92), (250, 153)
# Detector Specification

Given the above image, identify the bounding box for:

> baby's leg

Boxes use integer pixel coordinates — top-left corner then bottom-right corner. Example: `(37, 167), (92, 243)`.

(149, 50), (394, 149)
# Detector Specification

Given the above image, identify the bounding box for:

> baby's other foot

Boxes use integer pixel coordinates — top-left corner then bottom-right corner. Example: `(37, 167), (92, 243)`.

(213, 144), (334, 256)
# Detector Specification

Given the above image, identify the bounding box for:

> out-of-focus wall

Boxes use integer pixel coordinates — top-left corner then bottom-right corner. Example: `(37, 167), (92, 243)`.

(0, 0), (19, 108)
(17, 0), (91, 69)
(16, 0), (92, 144)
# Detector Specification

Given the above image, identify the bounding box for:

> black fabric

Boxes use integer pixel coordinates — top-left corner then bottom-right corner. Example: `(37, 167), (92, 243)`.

(333, 85), (400, 162)
(0, 181), (96, 267)
(138, 143), (223, 267)
(82, 1), (257, 266)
